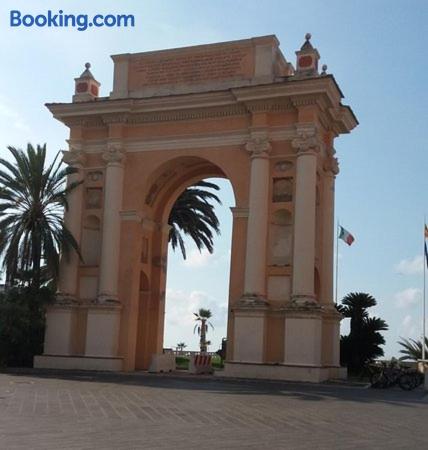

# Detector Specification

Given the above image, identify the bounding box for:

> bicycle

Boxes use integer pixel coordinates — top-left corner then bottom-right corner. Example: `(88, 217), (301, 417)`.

(368, 361), (423, 391)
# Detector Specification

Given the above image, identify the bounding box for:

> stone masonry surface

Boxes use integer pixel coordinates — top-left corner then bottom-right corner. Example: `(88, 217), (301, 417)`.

(0, 370), (427, 449)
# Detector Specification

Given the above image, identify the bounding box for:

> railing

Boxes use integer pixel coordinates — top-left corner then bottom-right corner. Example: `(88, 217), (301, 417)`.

(164, 349), (217, 357)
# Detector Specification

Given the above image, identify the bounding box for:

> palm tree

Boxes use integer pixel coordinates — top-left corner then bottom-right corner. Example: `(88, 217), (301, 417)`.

(337, 292), (388, 373)
(337, 292), (376, 334)
(0, 144), (81, 289)
(176, 342), (187, 353)
(169, 181), (221, 259)
(398, 337), (428, 361)
(193, 308), (214, 353)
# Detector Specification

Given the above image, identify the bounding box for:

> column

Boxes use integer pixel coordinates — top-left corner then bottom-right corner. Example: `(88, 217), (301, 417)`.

(283, 125), (322, 368)
(42, 149), (85, 357)
(290, 126), (320, 306)
(241, 134), (271, 302)
(320, 155), (339, 305)
(57, 149), (85, 301)
(319, 154), (341, 368)
(84, 144), (125, 359)
(232, 134), (270, 364)
(97, 145), (125, 303)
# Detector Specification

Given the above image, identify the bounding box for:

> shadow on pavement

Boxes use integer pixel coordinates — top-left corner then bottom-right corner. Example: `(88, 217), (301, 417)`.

(1, 367), (426, 408)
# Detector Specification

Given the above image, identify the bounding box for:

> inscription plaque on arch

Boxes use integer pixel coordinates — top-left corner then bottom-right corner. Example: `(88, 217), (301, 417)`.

(128, 45), (254, 89)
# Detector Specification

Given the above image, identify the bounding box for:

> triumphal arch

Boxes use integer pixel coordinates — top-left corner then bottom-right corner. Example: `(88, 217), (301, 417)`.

(34, 34), (357, 382)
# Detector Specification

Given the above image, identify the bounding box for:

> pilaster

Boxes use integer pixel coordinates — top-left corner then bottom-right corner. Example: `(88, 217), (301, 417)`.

(320, 150), (339, 305)
(239, 132), (271, 306)
(97, 143), (126, 304)
(56, 145), (86, 303)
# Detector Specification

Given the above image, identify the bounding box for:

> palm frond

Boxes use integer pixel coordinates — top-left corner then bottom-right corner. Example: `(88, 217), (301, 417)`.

(0, 144), (81, 288)
(168, 181), (221, 259)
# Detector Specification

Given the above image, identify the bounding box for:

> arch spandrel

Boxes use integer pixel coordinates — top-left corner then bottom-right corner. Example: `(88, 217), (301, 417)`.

(120, 149), (250, 220)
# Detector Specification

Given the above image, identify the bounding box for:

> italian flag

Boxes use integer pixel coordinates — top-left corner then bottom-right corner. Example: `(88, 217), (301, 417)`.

(339, 225), (355, 246)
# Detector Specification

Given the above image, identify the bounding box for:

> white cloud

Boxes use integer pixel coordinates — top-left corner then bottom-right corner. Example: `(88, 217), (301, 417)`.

(0, 98), (30, 133)
(165, 288), (227, 326)
(182, 248), (230, 269)
(400, 314), (419, 339)
(164, 288), (228, 351)
(394, 255), (424, 275)
(394, 287), (422, 308)
(182, 249), (213, 268)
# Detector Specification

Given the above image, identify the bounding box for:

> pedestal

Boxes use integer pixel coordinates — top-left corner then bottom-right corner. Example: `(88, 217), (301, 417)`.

(42, 305), (78, 355)
(321, 310), (341, 366)
(85, 305), (121, 357)
(232, 303), (266, 363)
(284, 308), (322, 367)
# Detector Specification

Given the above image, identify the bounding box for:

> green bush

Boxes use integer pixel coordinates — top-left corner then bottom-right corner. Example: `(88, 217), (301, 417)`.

(0, 286), (53, 367)
(211, 354), (224, 369)
(175, 356), (190, 370)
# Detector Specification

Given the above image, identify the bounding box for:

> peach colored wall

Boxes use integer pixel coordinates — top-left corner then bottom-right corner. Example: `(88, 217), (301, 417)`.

(67, 108), (332, 369)
(43, 36), (357, 376)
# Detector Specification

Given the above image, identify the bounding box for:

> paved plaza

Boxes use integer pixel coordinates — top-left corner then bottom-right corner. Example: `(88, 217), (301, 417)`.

(0, 370), (427, 449)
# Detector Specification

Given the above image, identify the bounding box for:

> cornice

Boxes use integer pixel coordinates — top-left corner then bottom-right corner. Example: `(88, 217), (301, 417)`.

(328, 105), (358, 134)
(126, 104), (248, 124)
(244, 99), (294, 113)
(232, 76), (342, 108)
(46, 76), (357, 134)
(102, 113), (129, 125)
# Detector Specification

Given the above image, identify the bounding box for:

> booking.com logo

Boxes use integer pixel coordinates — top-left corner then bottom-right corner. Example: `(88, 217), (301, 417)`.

(10, 10), (135, 31)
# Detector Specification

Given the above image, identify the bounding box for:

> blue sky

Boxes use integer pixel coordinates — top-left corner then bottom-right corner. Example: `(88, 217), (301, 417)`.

(0, 1), (427, 356)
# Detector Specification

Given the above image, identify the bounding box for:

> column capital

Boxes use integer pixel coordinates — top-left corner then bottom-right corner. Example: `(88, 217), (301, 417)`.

(230, 207), (249, 218)
(245, 134), (271, 159)
(62, 149), (86, 168)
(103, 143), (126, 166)
(323, 156), (339, 175)
(324, 146), (339, 175)
(291, 124), (322, 155)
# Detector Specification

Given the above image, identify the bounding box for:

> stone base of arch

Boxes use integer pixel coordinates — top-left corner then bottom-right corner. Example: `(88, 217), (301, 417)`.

(218, 363), (346, 383)
(34, 355), (123, 371)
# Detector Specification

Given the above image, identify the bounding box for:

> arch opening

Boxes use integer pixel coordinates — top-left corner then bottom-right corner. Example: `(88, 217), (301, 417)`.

(134, 156), (238, 370)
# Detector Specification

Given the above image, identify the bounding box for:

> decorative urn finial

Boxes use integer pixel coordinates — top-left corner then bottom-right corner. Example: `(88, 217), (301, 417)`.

(73, 62), (101, 103)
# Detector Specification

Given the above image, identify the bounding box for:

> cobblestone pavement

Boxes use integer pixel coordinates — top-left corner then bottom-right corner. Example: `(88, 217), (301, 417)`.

(0, 370), (427, 450)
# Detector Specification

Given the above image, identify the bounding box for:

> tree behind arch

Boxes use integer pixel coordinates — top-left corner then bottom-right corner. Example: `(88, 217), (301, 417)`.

(337, 292), (388, 373)
(193, 308), (214, 353)
(168, 181), (221, 259)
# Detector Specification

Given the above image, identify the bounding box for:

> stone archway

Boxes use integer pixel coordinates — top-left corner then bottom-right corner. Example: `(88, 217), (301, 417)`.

(129, 155), (240, 370)
(35, 34), (357, 382)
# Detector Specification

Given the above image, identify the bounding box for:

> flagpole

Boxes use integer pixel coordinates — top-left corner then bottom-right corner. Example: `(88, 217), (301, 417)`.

(423, 217), (426, 362)
(335, 220), (339, 305)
